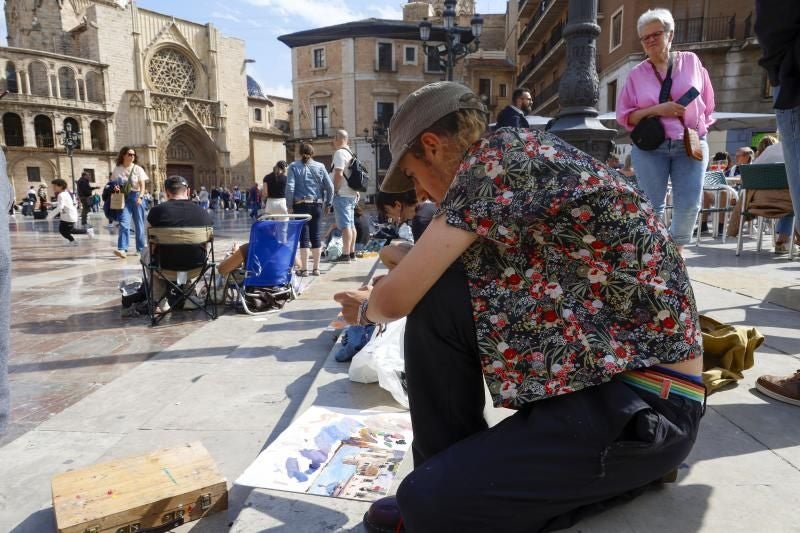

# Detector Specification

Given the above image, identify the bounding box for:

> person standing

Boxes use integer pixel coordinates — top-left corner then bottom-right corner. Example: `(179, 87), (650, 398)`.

(247, 181), (261, 219)
(286, 143), (333, 276)
(76, 171), (97, 228)
(0, 147), (11, 436)
(111, 146), (149, 259)
(36, 183), (49, 217)
(495, 88), (532, 129)
(262, 161), (289, 215)
(233, 186), (242, 211)
(617, 8), (715, 254)
(197, 186), (209, 210)
(331, 130), (358, 263)
(47, 178), (94, 244)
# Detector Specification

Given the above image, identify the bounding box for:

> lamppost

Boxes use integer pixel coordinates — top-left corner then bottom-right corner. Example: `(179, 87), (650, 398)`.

(419, 0), (483, 81)
(363, 120), (387, 197)
(57, 122), (81, 193)
(546, 0), (615, 162)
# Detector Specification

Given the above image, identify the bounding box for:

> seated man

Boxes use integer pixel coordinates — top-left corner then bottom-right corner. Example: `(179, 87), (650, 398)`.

(375, 190), (437, 269)
(144, 175), (213, 306)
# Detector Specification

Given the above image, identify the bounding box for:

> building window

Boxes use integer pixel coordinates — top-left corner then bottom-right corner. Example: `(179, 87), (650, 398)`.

(426, 47), (443, 72)
(314, 105), (328, 137)
(377, 42), (394, 72)
(403, 46), (417, 65)
(63, 117), (82, 149)
(26, 167), (41, 183)
(610, 7), (623, 52)
(478, 78), (492, 103)
(313, 48), (325, 69)
(2, 112), (24, 146)
(148, 48), (197, 97)
(5, 62), (18, 93)
(254, 108), (263, 122)
(607, 80), (617, 112)
(376, 102), (395, 128)
(34, 115), (54, 148)
(499, 84), (507, 97)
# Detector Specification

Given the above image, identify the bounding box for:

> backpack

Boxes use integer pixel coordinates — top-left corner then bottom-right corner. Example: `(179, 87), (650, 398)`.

(343, 149), (369, 192)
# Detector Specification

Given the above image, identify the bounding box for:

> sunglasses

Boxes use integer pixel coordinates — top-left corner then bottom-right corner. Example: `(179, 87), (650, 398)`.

(126, 152), (136, 156)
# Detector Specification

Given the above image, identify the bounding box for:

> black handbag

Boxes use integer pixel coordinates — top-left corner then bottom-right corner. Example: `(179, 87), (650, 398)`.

(631, 56), (673, 151)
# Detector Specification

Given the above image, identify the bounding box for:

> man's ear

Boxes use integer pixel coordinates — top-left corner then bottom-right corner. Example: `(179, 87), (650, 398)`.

(419, 132), (443, 160)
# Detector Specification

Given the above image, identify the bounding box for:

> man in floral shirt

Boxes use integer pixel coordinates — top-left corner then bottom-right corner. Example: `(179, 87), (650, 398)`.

(335, 82), (705, 533)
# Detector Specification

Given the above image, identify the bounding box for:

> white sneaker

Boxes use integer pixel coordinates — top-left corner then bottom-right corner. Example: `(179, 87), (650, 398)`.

(86, 228), (95, 239)
(114, 249), (127, 259)
(68, 240), (79, 246)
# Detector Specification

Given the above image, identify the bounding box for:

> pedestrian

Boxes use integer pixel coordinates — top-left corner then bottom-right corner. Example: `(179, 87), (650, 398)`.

(286, 143), (333, 276)
(197, 186), (209, 210)
(330, 129), (358, 263)
(101, 175), (121, 227)
(233, 186), (242, 210)
(76, 171), (97, 228)
(617, 7), (715, 254)
(495, 88), (532, 129)
(334, 82), (704, 532)
(36, 183), (49, 217)
(141, 191), (153, 211)
(111, 146), (149, 259)
(91, 190), (101, 213)
(262, 161), (289, 214)
(247, 181), (261, 219)
(221, 187), (231, 210)
(47, 178), (94, 244)
(0, 147), (11, 436)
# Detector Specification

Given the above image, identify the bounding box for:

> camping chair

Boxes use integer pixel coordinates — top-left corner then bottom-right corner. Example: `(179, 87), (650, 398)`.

(695, 171), (738, 247)
(226, 214), (310, 315)
(142, 226), (218, 326)
(736, 163), (796, 260)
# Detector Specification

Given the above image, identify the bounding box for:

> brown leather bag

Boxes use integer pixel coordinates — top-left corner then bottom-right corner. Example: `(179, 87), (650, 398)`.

(683, 126), (703, 161)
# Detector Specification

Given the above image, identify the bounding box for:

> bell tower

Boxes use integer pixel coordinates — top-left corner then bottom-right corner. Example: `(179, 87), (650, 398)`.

(428, 0), (475, 16)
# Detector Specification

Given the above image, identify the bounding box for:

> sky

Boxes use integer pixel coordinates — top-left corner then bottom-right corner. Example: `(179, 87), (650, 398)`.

(0, 0), (503, 99)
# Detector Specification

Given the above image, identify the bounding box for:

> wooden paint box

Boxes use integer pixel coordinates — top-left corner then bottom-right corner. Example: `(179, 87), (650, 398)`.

(52, 442), (227, 533)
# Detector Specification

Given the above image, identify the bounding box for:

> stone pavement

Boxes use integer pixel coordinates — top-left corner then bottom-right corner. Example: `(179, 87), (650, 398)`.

(1, 212), (799, 532)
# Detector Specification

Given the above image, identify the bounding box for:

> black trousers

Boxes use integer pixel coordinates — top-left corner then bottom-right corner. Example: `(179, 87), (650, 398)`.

(58, 221), (87, 242)
(397, 266), (703, 533)
(293, 202), (323, 248)
(79, 196), (92, 225)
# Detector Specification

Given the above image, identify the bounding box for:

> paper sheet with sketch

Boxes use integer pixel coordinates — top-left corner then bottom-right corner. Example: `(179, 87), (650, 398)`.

(236, 406), (413, 501)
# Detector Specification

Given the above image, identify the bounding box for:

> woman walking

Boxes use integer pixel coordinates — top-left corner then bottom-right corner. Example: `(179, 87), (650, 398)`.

(111, 146), (149, 258)
(286, 144), (333, 276)
(617, 8), (715, 253)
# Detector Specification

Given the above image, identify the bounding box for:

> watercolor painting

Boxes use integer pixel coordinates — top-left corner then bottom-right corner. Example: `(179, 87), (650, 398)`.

(236, 406), (412, 501)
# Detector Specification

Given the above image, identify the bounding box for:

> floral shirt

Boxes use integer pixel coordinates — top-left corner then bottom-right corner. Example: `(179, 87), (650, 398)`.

(438, 128), (702, 409)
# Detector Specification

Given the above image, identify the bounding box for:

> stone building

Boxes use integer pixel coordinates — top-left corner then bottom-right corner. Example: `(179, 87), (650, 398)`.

(1, 0), (288, 198)
(279, 0), (513, 195)
(508, 0), (772, 153)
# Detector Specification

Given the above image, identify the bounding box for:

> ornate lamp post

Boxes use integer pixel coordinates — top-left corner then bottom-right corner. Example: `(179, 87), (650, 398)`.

(419, 0), (484, 81)
(57, 122), (82, 194)
(545, 0), (615, 162)
(363, 120), (387, 197)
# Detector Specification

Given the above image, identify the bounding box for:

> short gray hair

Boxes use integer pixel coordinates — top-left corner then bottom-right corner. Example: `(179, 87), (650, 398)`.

(335, 129), (348, 141)
(637, 8), (675, 36)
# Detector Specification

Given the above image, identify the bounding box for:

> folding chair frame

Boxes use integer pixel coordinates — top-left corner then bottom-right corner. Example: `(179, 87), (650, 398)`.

(695, 171), (738, 247)
(142, 226), (218, 326)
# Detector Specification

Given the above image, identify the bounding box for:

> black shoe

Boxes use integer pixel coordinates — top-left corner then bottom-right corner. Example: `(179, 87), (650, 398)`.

(349, 253), (356, 260)
(363, 496), (405, 533)
(332, 255), (351, 263)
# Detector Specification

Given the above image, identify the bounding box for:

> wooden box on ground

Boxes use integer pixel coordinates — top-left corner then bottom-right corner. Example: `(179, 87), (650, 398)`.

(52, 442), (228, 533)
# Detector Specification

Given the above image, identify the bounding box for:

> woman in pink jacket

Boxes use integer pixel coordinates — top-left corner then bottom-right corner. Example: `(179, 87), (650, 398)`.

(617, 8), (715, 253)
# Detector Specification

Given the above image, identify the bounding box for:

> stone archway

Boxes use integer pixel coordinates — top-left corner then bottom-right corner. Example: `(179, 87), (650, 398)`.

(160, 122), (218, 192)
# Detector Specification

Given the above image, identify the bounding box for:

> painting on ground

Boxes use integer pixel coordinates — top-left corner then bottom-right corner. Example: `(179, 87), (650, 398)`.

(236, 406), (412, 501)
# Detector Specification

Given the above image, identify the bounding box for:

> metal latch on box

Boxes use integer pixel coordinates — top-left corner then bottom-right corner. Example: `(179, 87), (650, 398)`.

(199, 493), (212, 510)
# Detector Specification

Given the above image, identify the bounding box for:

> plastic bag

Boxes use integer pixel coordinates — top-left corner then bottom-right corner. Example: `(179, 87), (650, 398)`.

(326, 235), (344, 261)
(348, 318), (408, 408)
(397, 223), (413, 242)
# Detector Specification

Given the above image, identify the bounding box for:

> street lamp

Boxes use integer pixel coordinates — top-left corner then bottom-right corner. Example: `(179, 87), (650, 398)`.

(57, 122), (82, 194)
(363, 120), (387, 197)
(419, 0), (483, 81)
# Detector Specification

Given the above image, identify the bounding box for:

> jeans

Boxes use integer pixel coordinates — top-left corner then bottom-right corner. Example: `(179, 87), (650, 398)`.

(396, 266), (703, 532)
(117, 191), (146, 252)
(775, 96), (800, 235)
(632, 139), (709, 246)
(293, 202), (323, 248)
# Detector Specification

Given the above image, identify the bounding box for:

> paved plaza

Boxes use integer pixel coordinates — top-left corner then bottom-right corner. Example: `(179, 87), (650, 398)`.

(1, 210), (799, 532)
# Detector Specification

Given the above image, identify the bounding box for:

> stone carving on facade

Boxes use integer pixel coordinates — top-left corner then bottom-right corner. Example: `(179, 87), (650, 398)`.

(147, 48), (197, 97)
(166, 139), (195, 161)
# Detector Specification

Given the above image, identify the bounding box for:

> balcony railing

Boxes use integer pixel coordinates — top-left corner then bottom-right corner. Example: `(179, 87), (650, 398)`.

(289, 127), (344, 140)
(518, 23), (564, 84)
(533, 80), (559, 110)
(673, 15), (735, 45)
(517, 0), (552, 49)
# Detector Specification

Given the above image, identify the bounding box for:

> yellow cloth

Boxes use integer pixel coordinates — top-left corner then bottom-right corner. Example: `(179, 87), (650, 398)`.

(700, 315), (763, 393)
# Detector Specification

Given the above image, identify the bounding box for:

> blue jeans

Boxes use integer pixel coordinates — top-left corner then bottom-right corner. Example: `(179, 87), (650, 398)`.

(631, 138), (709, 246)
(775, 93), (800, 235)
(117, 191), (146, 252)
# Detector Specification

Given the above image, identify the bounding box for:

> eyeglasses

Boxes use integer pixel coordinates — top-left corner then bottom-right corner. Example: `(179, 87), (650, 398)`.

(126, 152), (136, 156)
(639, 30), (666, 43)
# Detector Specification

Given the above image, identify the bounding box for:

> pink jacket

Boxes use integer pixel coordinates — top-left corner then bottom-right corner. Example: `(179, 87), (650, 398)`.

(617, 51), (715, 139)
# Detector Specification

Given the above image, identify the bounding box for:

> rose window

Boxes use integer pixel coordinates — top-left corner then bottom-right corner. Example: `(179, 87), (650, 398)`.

(148, 48), (197, 96)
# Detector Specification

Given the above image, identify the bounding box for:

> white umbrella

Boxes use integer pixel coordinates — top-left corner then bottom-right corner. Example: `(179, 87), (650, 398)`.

(526, 115), (553, 128)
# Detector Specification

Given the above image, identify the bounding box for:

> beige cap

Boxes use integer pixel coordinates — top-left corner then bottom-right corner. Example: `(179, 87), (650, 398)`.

(381, 81), (486, 193)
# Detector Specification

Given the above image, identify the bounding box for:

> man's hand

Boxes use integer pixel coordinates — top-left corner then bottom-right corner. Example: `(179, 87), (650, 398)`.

(333, 285), (372, 324)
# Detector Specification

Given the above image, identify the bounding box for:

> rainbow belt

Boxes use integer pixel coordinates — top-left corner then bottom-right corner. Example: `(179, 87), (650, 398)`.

(619, 368), (706, 404)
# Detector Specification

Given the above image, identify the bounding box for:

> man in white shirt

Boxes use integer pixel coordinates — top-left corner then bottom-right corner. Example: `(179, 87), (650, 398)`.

(331, 129), (358, 263)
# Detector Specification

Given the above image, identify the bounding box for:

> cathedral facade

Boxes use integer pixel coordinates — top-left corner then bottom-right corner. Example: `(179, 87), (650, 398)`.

(1, 0), (287, 197)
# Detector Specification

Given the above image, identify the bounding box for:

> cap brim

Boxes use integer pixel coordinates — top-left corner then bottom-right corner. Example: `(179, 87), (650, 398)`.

(380, 148), (415, 193)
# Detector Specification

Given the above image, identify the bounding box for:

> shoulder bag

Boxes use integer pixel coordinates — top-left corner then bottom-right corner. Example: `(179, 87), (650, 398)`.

(631, 56), (673, 151)
(109, 166), (135, 210)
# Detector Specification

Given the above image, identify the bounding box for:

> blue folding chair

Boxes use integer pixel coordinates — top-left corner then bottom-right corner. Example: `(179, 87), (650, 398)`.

(227, 214), (310, 314)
